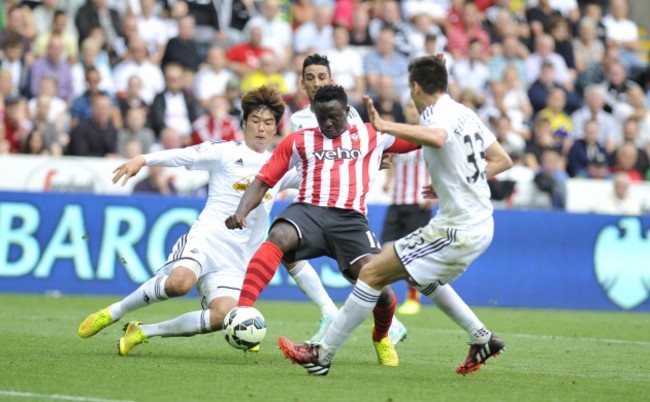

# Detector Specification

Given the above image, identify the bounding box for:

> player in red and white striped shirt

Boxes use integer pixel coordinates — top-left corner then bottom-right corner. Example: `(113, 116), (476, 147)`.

(226, 85), (419, 366)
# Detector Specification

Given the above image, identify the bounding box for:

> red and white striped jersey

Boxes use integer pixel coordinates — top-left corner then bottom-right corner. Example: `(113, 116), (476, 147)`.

(391, 149), (431, 205)
(257, 123), (418, 215)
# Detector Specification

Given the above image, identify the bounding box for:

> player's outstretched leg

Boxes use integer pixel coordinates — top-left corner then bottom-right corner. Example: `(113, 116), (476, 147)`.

(118, 322), (148, 356)
(456, 334), (506, 375)
(78, 307), (114, 338)
(371, 287), (398, 366)
(397, 284), (421, 315)
(278, 337), (331, 376)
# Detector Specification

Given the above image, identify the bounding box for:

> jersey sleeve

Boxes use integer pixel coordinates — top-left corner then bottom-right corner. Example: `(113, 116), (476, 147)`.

(144, 141), (224, 171)
(256, 134), (295, 187)
(276, 168), (301, 191)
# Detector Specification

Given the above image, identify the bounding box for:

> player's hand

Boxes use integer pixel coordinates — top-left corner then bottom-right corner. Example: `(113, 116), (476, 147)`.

(225, 214), (247, 230)
(379, 153), (393, 170)
(421, 184), (437, 200)
(112, 155), (146, 186)
(363, 95), (386, 132)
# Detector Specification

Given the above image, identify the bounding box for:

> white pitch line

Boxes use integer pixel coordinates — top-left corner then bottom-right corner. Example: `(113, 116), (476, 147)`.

(0, 390), (135, 402)
(429, 328), (650, 346)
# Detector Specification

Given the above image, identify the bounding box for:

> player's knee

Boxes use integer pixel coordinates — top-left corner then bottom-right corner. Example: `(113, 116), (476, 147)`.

(358, 264), (383, 290)
(165, 271), (195, 297)
(267, 223), (299, 252)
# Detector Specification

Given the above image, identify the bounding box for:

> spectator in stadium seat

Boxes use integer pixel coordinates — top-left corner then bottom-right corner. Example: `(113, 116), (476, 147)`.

(240, 52), (288, 95)
(149, 63), (200, 141)
(133, 165), (177, 195)
(190, 95), (242, 145)
(525, 0), (562, 39)
(136, 0), (167, 65)
(525, 34), (572, 91)
(70, 66), (120, 128)
(528, 61), (582, 115)
(573, 17), (605, 77)
(600, 61), (639, 114)
(74, 0), (122, 55)
(32, 10), (78, 63)
(26, 76), (67, 133)
(66, 94), (117, 157)
(194, 46), (236, 108)
(601, 0), (645, 76)
(534, 148), (568, 209)
(548, 16), (576, 76)
(348, 4), (373, 47)
(29, 35), (74, 103)
(368, 0), (411, 57)
(567, 119), (609, 178)
(525, 117), (558, 170)
(359, 75), (405, 124)
(293, 4), (334, 54)
(117, 105), (154, 157)
(71, 37), (115, 98)
(609, 142), (644, 182)
(31, 0), (63, 37)
(225, 25), (273, 77)
(325, 24), (366, 108)
(0, 34), (28, 96)
(537, 88), (574, 154)
(451, 38), (490, 95)
(161, 15), (201, 73)
(0, 5), (33, 56)
(28, 94), (65, 156)
(615, 119), (650, 176)
(113, 37), (165, 104)
(571, 85), (619, 153)
(446, 2), (491, 60)
(3, 95), (32, 153)
(117, 75), (147, 121)
(488, 34), (528, 86)
(613, 85), (650, 151)
(593, 172), (642, 215)
(243, 0), (293, 69)
(363, 26), (409, 99)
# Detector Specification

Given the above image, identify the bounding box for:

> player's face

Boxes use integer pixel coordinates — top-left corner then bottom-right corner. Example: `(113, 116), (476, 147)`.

(242, 107), (277, 152)
(314, 100), (348, 139)
(302, 65), (332, 102)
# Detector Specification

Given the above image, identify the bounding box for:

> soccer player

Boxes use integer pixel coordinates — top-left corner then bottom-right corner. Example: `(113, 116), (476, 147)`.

(77, 86), (302, 355)
(225, 85), (420, 367)
(278, 54), (513, 376)
(288, 53), (406, 344)
(382, 100), (435, 316)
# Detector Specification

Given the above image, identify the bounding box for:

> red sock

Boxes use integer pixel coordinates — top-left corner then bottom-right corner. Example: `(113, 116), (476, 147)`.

(407, 285), (420, 302)
(238, 241), (284, 307)
(372, 289), (396, 342)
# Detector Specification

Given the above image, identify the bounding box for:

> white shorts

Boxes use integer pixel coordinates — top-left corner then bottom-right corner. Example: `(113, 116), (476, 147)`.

(157, 230), (247, 306)
(394, 218), (494, 286)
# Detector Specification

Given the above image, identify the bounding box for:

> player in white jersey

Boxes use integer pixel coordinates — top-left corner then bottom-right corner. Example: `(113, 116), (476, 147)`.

(278, 55), (513, 376)
(77, 86), (301, 355)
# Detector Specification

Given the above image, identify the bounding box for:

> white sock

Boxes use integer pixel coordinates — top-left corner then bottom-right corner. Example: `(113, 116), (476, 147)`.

(109, 275), (169, 320)
(420, 282), (491, 344)
(320, 280), (380, 363)
(141, 310), (212, 338)
(288, 260), (338, 318)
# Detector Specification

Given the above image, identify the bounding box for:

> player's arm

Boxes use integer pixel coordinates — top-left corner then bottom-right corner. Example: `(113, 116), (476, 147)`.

(484, 141), (513, 178)
(225, 178), (272, 229)
(225, 134), (295, 229)
(364, 95), (447, 148)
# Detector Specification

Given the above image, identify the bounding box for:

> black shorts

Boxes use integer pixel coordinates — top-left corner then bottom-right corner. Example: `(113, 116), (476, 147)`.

(381, 204), (432, 243)
(273, 203), (381, 271)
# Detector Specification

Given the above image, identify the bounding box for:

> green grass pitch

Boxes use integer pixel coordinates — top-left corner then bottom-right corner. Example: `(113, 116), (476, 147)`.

(0, 294), (648, 402)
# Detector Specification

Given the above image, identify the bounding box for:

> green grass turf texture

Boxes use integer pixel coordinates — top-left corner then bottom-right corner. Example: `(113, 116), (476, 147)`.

(0, 294), (648, 402)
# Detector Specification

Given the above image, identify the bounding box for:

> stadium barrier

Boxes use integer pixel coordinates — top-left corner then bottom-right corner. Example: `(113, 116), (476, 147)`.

(0, 191), (648, 312)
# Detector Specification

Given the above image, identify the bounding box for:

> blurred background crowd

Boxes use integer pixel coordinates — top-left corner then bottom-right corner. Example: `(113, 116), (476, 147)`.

(0, 0), (649, 212)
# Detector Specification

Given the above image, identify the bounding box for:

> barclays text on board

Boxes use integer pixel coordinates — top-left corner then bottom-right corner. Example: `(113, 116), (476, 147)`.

(0, 191), (648, 311)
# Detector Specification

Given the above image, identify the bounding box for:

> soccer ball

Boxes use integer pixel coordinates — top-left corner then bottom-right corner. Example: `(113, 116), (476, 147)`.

(222, 307), (267, 350)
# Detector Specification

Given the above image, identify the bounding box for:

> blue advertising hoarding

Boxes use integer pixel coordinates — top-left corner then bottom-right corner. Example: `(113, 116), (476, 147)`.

(0, 191), (648, 311)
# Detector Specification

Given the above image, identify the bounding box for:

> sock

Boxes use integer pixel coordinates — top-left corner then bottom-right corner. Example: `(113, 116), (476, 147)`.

(420, 282), (491, 344)
(372, 288), (396, 342)
(141, 310), (212, 338)
(109, 275), (169, 320)
(320, 280), (380, 363)
(288, 260), (338, 318)
(407, 285), (420, 303)
(238, 241), (283, 307)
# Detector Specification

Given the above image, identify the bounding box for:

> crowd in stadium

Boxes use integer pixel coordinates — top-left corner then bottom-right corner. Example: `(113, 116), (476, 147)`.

(0, 0), (648, 210)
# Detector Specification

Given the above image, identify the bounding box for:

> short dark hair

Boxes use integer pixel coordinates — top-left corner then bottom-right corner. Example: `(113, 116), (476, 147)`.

(408, 55), (448, 95)
(313, 85), (347, 108)
(302, 53), (331, 78)
(241, 85), (285, 125)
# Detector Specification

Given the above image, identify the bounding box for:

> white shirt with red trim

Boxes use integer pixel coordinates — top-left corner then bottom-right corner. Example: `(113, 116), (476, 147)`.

(391, 149), (431, 205)
(256, 123), (410, 215)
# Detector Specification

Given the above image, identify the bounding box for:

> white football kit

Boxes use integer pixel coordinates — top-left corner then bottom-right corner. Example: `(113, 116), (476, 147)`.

(143, 141), (299, 306)
(290, 104), (364, 131)
(394, 94), (497, 286)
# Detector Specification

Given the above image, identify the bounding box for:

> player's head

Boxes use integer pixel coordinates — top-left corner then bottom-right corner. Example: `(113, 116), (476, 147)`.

(407, 55), (448, 112)
(313, 85), (349, 139)
(301, 53), (333, 103)
(240, 85), (285, 152)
